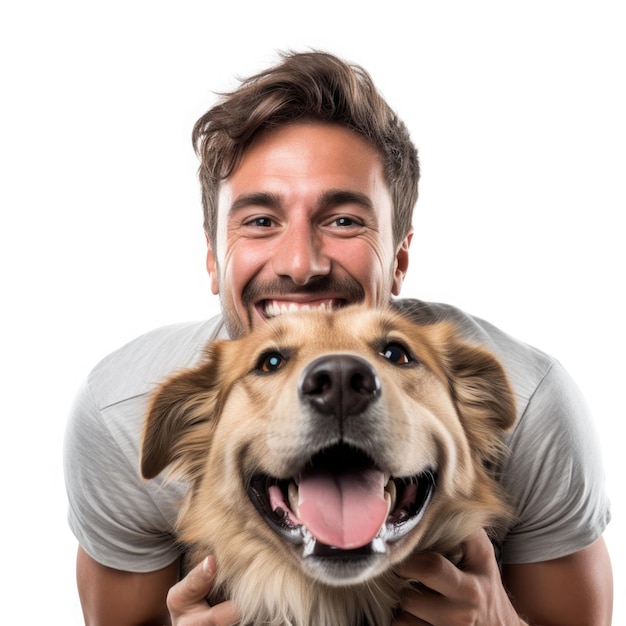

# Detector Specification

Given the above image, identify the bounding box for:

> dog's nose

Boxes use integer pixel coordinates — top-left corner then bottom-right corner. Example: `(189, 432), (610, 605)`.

(299, 354), (381, 417)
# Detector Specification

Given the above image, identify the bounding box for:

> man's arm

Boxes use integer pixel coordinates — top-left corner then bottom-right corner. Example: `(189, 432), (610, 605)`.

(77, 546), (178, 626)
(503, 536), (613, 626)
(77, 547), (241, 626)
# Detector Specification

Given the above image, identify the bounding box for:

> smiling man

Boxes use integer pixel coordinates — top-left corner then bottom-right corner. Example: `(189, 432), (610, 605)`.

(209, 122), (407, 338)
(65, 51), (612, 625)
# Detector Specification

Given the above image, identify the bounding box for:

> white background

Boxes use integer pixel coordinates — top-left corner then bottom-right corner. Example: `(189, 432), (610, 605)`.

(1, 1), (623, 623)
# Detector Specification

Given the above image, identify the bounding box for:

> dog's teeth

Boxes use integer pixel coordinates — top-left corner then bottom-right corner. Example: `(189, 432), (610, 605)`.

(384, 490), (392, 515)
(288, 482), (300, 516)
(302, 528), (316, 557)
(371, 536), (387, 554)
(384, 479), (397, 511)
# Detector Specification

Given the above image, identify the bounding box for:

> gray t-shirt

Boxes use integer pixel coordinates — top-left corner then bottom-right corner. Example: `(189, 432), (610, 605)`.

(63, 301), (611, 572)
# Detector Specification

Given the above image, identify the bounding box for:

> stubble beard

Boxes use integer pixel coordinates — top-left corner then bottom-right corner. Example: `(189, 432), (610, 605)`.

(219, 275), (368, 339)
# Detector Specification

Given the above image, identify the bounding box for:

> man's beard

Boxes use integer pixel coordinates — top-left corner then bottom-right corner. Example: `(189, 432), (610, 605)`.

(221, 275), (366, 339)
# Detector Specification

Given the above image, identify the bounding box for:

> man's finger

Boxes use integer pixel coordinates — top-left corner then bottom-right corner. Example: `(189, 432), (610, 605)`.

(394, 532), (493, 600)
(207, 600), (241, 626)
(396, 550), (463, 597)
(167, 556), (217, 612)
(458, 529), (495, 572)
(167, 556), (241, 625)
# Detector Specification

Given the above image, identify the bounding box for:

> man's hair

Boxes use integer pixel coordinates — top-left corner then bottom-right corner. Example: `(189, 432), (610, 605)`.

(192, 51), (419, 249)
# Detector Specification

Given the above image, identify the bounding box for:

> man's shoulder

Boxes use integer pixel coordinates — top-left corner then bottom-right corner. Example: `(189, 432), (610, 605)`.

(393, 298), (556, 399)
(86, 315), (225, 411)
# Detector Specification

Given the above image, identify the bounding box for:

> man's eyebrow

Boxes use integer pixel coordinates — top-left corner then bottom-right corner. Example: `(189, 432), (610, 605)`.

(228, 189), (375, 214)
(229, 192), (281, 214)
(319, 189), (375, 210)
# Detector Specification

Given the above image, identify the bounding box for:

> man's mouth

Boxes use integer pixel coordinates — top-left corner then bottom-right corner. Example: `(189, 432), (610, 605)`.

(243, 276), (365, 322)
(260, 298), (347, 319)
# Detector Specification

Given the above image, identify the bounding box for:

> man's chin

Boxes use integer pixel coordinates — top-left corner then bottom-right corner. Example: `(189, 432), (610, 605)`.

(218, 298), (253, 340)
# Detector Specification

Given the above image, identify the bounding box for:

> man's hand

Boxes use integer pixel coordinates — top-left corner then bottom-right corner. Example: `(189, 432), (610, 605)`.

(167, 556), (240, 626)
(393, 530), (525, 626)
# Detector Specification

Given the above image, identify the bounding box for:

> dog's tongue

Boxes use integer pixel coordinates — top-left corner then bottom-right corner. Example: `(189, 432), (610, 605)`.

(297, 467), (388, 550)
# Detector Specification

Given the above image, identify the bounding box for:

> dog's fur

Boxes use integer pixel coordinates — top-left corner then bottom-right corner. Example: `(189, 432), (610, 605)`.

(141, 306), (516, 626)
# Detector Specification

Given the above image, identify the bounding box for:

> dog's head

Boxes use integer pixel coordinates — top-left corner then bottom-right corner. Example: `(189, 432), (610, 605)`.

(141, 306), (516, 588)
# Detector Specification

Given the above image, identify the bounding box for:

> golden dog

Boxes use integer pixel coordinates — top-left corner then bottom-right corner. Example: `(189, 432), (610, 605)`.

(141, 305), (516, 626)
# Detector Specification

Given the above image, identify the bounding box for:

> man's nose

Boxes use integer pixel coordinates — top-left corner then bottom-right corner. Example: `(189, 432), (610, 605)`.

(271, 225), (331, 285)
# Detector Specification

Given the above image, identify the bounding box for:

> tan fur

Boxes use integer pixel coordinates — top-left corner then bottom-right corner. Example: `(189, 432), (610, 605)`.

(141, 306), (517, 626)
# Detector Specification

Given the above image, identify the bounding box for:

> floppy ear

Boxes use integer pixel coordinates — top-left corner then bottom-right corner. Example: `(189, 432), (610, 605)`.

(436, 324), (517, 466)
(140, 342), (227, 480)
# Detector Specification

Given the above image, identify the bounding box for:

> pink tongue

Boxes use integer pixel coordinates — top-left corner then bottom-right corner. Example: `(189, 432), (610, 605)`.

(297, 467), (388, 550)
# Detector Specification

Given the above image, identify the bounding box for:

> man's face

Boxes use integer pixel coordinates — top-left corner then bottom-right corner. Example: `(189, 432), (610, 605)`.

(207, 122), (412, 338)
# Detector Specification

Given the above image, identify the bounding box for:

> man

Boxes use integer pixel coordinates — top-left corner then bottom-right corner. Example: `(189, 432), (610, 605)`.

(65, 51), (612, 625)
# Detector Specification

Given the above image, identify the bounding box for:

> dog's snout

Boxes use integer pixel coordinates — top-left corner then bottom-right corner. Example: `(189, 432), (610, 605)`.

(299, 355), (381, 418)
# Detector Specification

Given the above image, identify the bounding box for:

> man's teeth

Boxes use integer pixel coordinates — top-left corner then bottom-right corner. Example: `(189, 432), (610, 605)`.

(264, 301), (333, 318)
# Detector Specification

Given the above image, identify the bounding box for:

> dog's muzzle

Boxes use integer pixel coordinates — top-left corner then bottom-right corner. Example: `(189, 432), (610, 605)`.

(247, 354), (436, 580)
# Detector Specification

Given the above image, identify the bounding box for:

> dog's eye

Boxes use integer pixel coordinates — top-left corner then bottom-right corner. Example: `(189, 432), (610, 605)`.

(256, 352), (287, 373)
(380, 343), (413, 365)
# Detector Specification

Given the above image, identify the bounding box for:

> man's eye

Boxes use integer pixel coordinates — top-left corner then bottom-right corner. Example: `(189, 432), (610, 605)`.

(333, 216), (358, 227)
(249, 217), (273, 227)
(256, 352), (287, 373)
(380, 343), (413, 365)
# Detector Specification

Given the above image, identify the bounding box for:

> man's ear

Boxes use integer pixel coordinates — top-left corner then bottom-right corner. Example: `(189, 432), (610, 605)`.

(392, 230), (413, 296)
(205, 233), (219, 295)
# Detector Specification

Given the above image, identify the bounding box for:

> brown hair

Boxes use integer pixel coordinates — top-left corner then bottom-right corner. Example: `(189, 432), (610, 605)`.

(192, 51), (419, 249)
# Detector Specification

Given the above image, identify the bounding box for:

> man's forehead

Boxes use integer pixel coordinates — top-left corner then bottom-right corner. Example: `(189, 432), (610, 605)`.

(228, 123), (385, 178)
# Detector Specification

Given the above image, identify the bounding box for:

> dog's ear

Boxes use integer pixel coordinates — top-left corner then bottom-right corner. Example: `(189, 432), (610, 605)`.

(140, 342), (227, 480)
(435, 324), (517, 464)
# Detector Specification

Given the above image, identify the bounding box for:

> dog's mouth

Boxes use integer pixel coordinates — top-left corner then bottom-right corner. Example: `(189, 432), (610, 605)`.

(248, 444), (436, 559)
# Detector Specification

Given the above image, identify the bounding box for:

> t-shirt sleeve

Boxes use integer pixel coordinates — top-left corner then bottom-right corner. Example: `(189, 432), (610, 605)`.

(500, 360), (611, 564)
(64, 378), (184, 572)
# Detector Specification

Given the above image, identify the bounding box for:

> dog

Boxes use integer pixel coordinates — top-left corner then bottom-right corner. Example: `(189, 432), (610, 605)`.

(141, 305), (516, 625)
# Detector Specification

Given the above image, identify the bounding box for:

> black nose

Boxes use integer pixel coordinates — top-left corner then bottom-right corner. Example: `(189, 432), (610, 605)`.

(299, 354), (381, 418)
